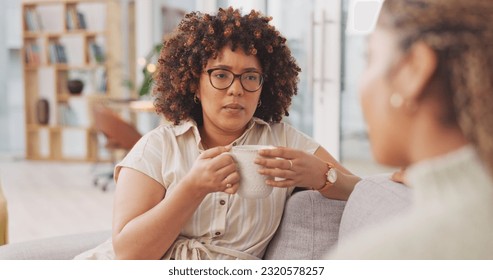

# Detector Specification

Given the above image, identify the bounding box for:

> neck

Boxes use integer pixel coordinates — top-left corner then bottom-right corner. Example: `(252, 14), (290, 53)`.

(199, 125), (245, 148)
(408, 116), (469, 165)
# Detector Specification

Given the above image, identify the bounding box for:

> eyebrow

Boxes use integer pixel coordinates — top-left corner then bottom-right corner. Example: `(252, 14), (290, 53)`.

(209, 64), (260, 72)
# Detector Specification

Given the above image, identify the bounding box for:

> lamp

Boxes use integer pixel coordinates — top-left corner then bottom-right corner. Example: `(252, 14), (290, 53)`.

(346, 0), (383, 35)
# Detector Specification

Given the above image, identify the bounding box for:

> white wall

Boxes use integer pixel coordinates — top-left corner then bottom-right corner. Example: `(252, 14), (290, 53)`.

(309, 0), (342, 160)
(0, 0), (7, 152)
(340, 0), (382, 160)
(226, 0), (266, 12)
(0, 0), (25, 156)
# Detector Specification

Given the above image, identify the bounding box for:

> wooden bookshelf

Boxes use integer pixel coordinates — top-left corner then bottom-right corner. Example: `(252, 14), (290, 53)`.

(22, 0), (135, 161)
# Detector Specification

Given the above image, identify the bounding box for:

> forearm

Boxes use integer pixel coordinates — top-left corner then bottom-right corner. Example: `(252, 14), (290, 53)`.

(113, 180), (205, 259)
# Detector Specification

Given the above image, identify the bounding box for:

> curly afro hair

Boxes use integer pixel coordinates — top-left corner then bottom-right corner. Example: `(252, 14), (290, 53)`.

(153, 7), (301, 125)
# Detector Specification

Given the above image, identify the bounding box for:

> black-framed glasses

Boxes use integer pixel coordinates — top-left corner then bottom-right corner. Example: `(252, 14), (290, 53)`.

(206, 68), (264, 92)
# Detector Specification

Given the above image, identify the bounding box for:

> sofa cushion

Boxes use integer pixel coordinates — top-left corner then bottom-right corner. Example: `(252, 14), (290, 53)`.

(0, 230), (111, 260)
(263, 190), (346, 259)
(339, 174), (412, 241)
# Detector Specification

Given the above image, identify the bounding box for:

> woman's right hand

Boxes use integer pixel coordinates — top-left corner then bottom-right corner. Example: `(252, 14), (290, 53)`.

(183, 146), (240, 196)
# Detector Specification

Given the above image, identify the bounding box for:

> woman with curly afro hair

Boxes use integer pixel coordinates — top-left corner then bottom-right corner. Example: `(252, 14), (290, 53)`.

(76, 7), (359, 260)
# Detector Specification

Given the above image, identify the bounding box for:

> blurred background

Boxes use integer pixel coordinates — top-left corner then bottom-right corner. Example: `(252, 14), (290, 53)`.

(0, 0), (393, 244)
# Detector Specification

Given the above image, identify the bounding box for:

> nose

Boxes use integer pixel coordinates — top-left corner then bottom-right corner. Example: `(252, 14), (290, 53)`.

(227, 76), (244, 96)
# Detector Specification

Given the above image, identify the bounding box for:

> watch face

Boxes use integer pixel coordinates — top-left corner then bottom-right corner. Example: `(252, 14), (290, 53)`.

(327, 168), (337, 184)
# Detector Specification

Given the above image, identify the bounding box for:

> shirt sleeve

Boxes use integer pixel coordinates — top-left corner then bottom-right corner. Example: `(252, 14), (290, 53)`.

(114, 129), (166, 188)
(272, 122), (320, 154)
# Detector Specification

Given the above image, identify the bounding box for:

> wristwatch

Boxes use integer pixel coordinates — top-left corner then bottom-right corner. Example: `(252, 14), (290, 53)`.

(326, 163), (338, 185)
(313, 162), (337, 191)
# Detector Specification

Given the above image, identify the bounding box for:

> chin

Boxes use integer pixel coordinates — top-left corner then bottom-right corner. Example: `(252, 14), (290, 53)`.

(369, 139), (393, 166)
(220, 118), (249, 131)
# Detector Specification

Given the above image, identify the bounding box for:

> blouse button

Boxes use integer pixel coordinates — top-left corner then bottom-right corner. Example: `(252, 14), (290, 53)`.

(232, 142), (237, 146)
(215, 232), (221, 236)
(219, 200), (226, 205)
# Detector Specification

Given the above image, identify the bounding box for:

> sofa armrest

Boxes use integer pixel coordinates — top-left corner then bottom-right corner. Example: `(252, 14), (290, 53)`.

(264, 190), (346, 259)
(339, 174), (412, 241)
(0, 230), (111, 260)
(0, 183), (7, 245)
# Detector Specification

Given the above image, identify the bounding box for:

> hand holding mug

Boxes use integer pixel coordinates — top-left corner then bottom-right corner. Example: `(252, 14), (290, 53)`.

(225, 145), (276, 199)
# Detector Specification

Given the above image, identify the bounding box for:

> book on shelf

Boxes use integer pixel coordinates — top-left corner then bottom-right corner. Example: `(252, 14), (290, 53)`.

(24, 9), (35, 31)
(94, 68), (107, 92)
(48, 43), (57, 63)
(66, 7), (87, 30)
(89, 42), (105, 64)
(24, 43), (41, 65)
(65, 9), (75, 30)
(77, 12), (87, 29)
(58, 103), (78, 126)
(48, 43), (67, 64)
(56, 44), (67, 63)
(24, 7), (43, 32)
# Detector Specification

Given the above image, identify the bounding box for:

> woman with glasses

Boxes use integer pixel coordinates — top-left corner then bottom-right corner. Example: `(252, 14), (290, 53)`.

(76, 7), (359, 260)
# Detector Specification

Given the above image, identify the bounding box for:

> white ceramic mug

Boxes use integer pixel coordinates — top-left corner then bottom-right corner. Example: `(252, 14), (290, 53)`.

(226, 145), (275, 199)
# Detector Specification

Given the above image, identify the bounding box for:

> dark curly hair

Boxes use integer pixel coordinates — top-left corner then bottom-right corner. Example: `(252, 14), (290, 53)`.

(152, 7), (301, 125)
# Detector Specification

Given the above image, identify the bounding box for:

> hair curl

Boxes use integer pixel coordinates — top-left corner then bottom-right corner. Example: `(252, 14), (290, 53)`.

(379, 0), (493, 174)
(153, 7), (300, 126)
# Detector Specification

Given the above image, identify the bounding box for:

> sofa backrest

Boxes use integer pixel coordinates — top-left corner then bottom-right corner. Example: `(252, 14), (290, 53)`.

(265, 174), (413, 260)
(264, 190), (346, 259)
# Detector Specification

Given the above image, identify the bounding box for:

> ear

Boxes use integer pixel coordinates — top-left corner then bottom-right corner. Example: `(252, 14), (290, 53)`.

(394, 42), (438, 102)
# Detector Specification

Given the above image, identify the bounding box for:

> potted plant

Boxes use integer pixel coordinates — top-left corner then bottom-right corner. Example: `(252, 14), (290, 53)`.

(138, 44), (163, 97)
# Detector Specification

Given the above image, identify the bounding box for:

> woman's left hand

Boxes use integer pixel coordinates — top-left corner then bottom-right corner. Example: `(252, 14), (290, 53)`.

(255, 147), (327, 190)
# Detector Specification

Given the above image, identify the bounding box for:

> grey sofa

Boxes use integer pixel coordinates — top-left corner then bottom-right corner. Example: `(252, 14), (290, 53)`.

(0, 174), (412, 260)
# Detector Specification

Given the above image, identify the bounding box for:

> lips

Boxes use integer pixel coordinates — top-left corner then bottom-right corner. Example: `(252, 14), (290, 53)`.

(223, 103), (244, 110)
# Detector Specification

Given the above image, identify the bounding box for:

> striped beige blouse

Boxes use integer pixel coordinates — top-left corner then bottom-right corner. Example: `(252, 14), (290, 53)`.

(76, 118), (319, 260)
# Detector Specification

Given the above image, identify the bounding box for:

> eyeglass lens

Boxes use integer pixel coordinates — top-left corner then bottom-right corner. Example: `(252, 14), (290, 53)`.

(208, 69), (263, 92)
